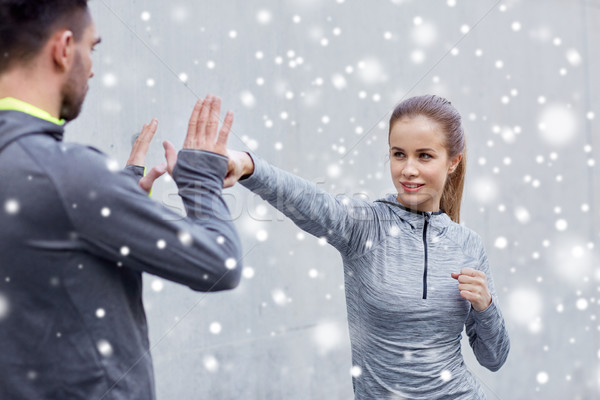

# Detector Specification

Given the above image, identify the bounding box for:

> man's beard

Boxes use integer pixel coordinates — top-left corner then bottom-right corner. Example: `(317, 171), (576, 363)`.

(59, 52), (88, 122)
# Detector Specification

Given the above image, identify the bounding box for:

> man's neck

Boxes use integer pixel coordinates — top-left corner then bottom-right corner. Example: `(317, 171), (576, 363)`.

(0, 68), (61, 119)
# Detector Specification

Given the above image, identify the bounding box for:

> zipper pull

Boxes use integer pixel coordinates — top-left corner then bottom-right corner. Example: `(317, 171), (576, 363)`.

(424, 212), (431, 222)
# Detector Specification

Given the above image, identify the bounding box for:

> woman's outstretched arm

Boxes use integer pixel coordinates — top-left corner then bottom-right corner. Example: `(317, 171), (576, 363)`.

(226, 150), (376, 256)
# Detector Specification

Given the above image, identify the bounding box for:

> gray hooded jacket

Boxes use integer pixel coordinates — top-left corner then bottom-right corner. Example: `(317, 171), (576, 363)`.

(241, 155), (510, 399)
(0, 110), (242, 399)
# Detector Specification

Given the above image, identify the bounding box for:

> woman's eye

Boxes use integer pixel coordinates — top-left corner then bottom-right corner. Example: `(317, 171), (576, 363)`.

(394, 152), (404, 157)
(420, 153), (432, 159)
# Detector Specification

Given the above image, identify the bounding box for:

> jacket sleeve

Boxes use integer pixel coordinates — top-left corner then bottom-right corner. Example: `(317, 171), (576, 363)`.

(54, 147), (242, 291)
(465, 242), (510, 371)
(123, 164), (145, 181)
(240, 154), (376, 256)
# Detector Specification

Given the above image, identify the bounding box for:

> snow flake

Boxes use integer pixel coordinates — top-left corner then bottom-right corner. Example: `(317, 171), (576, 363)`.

(102, 73), (117, 88)
(313, 321), (342, 354)
(178, 231), (193, 246)
(331, 74), (347, 90)
(411, 50), (426, 64)
(576, 298), (588, 310)
(240, 91), (256, 108)
(350, 365), (362, 377)
(0, 292), (10, 321)
(97, 340), (113, 357)
(555, 219), (567, 231)
(242, 267), (255, 279)
(440, 370), (452, 382)
(271, 289), (288, 306)
(106, 159), (120, 172)
(256, 9), (272, 25)
(508, 288), (542, 325)
(514, 207), (530, 224)
(203, 355), (218, 372)
(256, 230), (268, 242)
(225, 258), (237, 269)
(101, 207), (111, 217)
(96, 308), (106, 318)
(120, 246), (130, 256)
(494, 237), (508, 249)
(327, 164), (341, 178)
(209, 322), (222, 334)
(566, 49), (582, 67)
(4, 199), (19, 215)
(151, 279), (164, 292)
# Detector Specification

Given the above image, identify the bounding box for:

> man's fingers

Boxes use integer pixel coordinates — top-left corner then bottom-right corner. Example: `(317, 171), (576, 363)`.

(216, 111), (234, 151)
(127, 119), (158, 166)
(450, 272), (460, 280)
(185, 100), (204, 148)
(206, 96), (221, 142)
(223, 174), (236, 188)
(163, 140), (178, 174)
(138, 162), (167, 193)
(195, 95), (212, 146)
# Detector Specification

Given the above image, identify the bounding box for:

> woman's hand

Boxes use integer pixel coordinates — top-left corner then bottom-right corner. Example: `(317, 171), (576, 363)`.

(451, 268), (492, 312)
(224, 149), (254, 188)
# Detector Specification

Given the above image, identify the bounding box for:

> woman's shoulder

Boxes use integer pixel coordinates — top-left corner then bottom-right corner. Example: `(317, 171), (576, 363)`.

(444, 221), (486, 257)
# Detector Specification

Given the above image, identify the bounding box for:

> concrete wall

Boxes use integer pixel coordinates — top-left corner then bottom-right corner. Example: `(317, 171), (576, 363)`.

(71, 0), (599, 398)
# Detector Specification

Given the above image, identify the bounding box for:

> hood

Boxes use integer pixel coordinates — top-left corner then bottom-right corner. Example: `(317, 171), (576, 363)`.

(375, 194), (452, 229)
(0, 110), (64, 152)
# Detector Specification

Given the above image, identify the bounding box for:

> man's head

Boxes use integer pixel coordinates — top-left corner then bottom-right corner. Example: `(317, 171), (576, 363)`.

(0, 0), (100, 121)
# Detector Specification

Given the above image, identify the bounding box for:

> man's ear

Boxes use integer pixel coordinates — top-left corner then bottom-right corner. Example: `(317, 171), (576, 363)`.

(51, 30), (75, 72)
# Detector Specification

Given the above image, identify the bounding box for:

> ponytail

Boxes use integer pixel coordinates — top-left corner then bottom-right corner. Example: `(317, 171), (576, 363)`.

(440, 149), (466, 223)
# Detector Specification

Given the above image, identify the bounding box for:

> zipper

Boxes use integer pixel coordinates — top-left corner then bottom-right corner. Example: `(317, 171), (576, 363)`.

(422, 212), (430, 299)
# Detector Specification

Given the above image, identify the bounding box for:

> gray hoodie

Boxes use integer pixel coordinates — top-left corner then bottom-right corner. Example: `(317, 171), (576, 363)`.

(0, 109), (242, 400)
(242, 155), (510, 399)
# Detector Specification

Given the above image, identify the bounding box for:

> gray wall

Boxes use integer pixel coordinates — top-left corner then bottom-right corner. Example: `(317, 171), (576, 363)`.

(71, 0), (599, 398)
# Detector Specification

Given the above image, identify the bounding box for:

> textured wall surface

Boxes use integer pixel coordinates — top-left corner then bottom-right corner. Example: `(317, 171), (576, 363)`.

(69, 0), (600, 398)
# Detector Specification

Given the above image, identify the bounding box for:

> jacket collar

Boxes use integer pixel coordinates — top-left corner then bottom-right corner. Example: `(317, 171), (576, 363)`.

(376, 194), (452, 229)
(0, 97), (65, 126)
(0, 109), (65, 152)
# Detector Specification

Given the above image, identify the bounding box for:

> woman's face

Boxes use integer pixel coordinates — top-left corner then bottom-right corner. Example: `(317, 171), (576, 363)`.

(389, 115), (461, 213)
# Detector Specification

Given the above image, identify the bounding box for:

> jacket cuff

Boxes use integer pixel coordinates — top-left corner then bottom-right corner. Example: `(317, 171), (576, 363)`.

(239, 153), (266, 191)
(173, 150), (228, 193)
(123, 164), (145, 180)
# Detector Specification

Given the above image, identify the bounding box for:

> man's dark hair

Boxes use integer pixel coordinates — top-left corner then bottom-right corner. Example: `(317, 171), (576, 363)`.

(0, 0), (90, 74)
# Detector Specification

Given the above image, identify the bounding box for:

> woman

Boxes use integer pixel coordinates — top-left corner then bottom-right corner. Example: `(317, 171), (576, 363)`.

(226, 95), (510, 399)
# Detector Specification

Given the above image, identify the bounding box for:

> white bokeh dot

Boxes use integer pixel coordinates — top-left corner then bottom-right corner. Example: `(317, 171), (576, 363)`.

(225, 258), (237, 270)
(209, 322), (222, 334)
(5, 199), (20, 215)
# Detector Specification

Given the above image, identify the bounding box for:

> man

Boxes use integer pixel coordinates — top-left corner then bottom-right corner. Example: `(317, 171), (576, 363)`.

(0, 1), (242, 399)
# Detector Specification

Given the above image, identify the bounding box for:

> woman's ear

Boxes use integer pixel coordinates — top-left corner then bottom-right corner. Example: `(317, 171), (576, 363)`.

(448, 153), (463, 174)
(51, 30), (75, 72)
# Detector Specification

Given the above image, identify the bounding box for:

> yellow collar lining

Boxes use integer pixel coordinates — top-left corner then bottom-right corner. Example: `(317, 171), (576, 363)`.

(0, 97), (65, 126)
